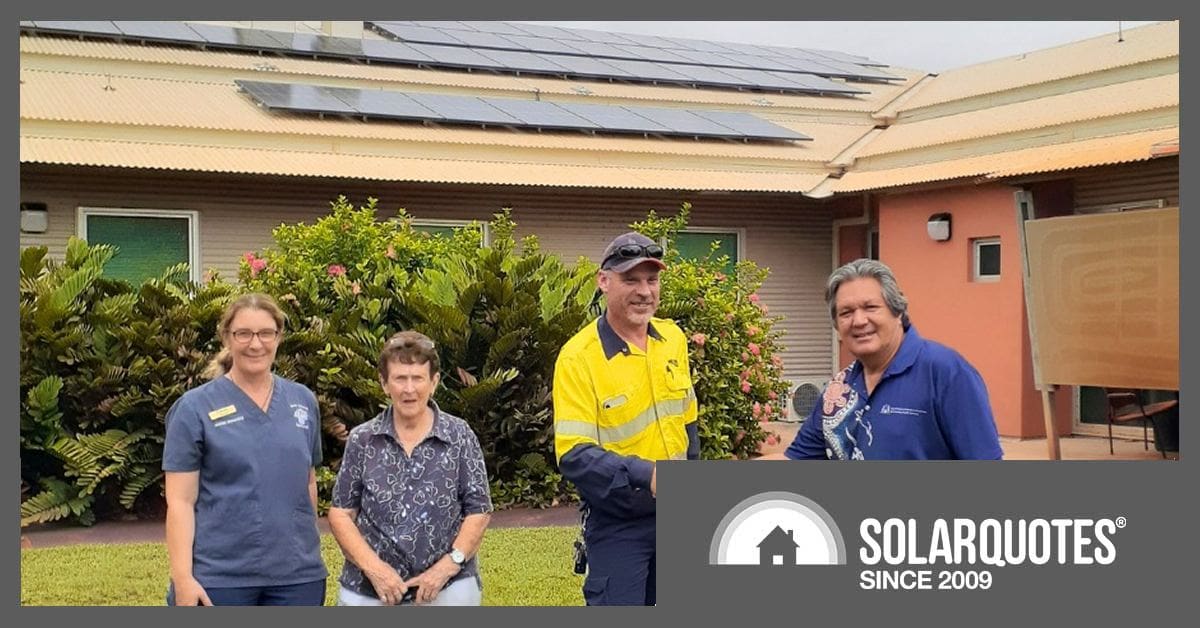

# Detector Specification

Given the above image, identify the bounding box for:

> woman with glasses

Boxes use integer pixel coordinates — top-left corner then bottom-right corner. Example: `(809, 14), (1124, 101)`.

(163, 293), (327, 605)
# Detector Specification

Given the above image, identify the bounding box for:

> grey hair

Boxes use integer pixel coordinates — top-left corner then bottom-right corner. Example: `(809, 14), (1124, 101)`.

(825, 258), (909, 327)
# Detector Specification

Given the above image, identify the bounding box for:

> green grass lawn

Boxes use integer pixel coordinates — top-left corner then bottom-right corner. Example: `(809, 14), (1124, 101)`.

(21, 526), (585, 606)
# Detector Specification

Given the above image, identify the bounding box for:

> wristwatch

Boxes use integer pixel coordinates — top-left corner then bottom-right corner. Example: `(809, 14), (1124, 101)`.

(449, 547), (466, 565)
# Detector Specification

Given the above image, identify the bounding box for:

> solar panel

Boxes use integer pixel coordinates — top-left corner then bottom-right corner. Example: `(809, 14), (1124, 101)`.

(664, 48), (742, 68)
(613, 44), (696, 65)
(443, 29), (517, 49)
(572, 28), (640, 46)
(622, 106), (741, 137)
(480, 98), (600, 129)
(237, 81), (358, 116)
(336, 89), (443, 120)
(510, 23), (582, 41)
(808, 59), (900, 81)
(359, 39), (437, 64)
(477, 49), (572, 74)
(407, 20), (473, 31)
(405, 93), (522, 126)
(407, 42), (507, 69)
(556, 103), (672, 135)
(545, 55), (634, 79)
(186, 24), (294, 52)
(458, 21), (530, 36)
(563, 40), (635, 59)
(596, 59), (693, 83)
(31, 21), (123, 36)
(689, 110), (811, 141)
(773, 71), (869, 94)
(503, 35), (587, 55)
(113, 21), (208, 44)
(376, 23), (465, 46)
(666, 64), (744, 88)
(612, 32), (676, 49)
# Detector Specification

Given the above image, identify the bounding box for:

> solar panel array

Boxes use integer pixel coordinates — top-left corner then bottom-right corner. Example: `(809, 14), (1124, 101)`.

(370, 20), (900, 83)
(236, 80), (812, 141)
(21, 21), (896, 96)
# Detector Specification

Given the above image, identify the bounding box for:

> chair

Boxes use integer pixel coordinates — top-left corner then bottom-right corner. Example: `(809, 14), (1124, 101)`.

(1105, 388), (1179, 457)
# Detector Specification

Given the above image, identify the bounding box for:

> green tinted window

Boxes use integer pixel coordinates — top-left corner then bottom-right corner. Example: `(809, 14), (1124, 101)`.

(675, 231), (738, 274)
(86, 214), (190, 285)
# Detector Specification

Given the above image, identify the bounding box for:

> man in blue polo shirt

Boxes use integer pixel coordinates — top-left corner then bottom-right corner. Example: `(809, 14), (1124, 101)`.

(769, 258), (1002, 460)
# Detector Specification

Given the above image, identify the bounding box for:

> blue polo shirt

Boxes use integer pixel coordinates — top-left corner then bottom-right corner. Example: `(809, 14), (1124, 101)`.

(162, 375), (328, 587)
(785, 325), (1003, 460)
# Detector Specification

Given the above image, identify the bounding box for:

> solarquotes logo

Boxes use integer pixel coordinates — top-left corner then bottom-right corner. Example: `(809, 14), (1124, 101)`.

(708, 491), (847, 565)
(709, 491), (1125, 591)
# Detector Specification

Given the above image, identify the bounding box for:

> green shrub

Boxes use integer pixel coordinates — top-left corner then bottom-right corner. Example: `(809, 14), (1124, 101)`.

(19, 238), (237, 526)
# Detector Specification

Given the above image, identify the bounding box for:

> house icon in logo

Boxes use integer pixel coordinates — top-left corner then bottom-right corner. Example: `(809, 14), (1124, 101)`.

(757, 525), (801, 565)
(709, 491), (846, 565)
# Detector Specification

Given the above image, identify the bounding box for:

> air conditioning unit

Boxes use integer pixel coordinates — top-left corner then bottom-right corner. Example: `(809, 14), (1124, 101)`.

(785, 379), (828, 423)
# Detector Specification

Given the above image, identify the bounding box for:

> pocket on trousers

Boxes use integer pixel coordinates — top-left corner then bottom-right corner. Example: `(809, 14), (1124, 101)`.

(582, 574), (609, 606)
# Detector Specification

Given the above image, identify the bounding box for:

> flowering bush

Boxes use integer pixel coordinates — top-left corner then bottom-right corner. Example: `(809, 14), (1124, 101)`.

(634, 204), (790, 458)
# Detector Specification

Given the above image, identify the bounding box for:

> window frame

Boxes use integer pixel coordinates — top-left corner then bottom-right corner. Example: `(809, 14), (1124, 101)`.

(971, 236), (1001, 283)
(669, 226), (745, 265)
(77, 206), (201, 283)
(409, 218), (491, 246)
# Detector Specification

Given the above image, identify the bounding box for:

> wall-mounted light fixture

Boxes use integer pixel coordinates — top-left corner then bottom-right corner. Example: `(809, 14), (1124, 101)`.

(927, 212), (952, 242)
(20, 202), (48, 234)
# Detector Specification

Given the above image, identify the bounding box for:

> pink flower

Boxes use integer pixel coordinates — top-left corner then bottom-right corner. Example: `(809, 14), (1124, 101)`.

(350, 281), (362, 296)
(739, 370), (750, 380)
(752, 401), (762, 416)
(746, 325), (760, 336)
(748, 293), (760, 304)
(741, 381), (752, 394)
(763, 403), (773, 417)
(741, 352), (750, 362)
(748, 342), (761, 356)
(725, 312), (735, 322)
(243, 252), (266, 277)
(768, 390), (778, 401)
(327, 264), (346, 277)
(690, 332), (707, 346)
(715, 272), (727, 282)
(385, 244), (396, 259)
(772, 355), (784, 368)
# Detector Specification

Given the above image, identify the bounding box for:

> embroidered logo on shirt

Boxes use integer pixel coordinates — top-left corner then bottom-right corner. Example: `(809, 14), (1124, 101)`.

(208, 405), (237, 421)
(214, 416), (244, 427)
(292, 404), (310, 429)
(880, 404), (927, 417)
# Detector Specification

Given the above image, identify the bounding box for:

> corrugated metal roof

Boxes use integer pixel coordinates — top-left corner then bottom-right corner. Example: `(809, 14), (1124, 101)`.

(833, 127), (1178, 192)
(20, 69), (863, 164)
(20, 135), (830, 193)
(900, 21), (1178, 111)
(20, 34), (919, 112)
(857, 73), (1177, 158)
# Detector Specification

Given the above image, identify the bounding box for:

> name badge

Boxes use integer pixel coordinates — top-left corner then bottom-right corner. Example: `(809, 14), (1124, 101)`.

(208, 405), (237, 421)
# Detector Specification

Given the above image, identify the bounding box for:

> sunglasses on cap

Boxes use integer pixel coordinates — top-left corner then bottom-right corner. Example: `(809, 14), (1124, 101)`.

(605, 243), (665, 264)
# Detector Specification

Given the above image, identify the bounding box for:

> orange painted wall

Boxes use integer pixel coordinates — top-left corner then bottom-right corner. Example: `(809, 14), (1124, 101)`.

(878, 184), (1036, 438)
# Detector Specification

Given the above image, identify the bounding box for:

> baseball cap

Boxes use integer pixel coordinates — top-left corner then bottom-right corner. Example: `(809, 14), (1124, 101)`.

(600, 232), (667, 273)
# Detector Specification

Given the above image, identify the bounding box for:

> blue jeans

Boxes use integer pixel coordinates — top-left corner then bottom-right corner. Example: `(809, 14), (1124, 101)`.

(167, 579), (326, 606)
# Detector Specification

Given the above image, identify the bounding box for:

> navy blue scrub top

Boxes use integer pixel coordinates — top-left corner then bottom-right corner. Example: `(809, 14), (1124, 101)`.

(163, 375), (328, 588)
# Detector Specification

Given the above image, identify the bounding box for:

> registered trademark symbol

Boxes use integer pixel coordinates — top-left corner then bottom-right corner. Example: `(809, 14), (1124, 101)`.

(1116, 517), (1127, 528)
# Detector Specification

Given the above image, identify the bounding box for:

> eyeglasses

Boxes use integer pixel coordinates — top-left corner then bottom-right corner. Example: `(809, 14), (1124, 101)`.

(230, 329), (281, 344)
(604, 244), (664, 266)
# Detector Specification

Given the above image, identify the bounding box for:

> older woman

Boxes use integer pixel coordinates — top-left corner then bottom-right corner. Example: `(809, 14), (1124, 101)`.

(329, 330), (493, 606)
(163, 293), (327, 605)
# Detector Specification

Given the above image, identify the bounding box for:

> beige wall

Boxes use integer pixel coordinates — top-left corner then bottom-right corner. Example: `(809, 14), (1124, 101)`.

(20, 165), (840, 383)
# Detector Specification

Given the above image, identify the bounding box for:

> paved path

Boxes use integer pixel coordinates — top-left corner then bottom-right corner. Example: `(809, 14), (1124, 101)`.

(21, 505), (580, 549)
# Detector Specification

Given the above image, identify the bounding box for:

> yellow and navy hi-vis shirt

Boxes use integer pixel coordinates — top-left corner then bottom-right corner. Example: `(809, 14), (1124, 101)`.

(554, 314), (698, 465)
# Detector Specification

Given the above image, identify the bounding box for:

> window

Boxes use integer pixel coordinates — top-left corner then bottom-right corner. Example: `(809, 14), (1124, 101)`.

(869, 227), (880, 261)
(673, 229), (742, 274)
(78, 208), (199, 284)
(972, 237), (1001, 282)
(410, 219), (490, 246)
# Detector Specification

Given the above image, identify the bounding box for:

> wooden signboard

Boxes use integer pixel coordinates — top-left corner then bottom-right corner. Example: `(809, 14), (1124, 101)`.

(1023, 207), (1179, 391)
